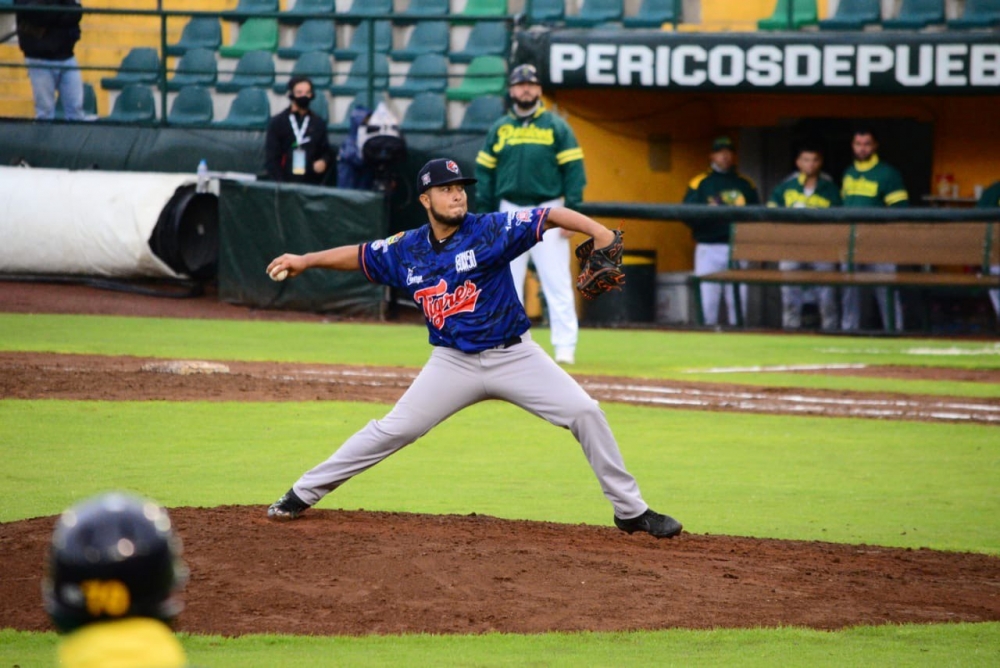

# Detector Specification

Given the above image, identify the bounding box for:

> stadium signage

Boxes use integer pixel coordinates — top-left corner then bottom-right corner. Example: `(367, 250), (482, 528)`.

(544, 32), (1000, 93)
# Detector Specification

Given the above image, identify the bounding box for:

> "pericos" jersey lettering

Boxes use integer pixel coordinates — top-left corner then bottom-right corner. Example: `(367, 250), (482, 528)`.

(413, 279), (481, 329)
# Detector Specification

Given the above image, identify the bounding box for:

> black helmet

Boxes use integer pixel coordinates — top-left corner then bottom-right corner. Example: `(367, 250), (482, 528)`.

(42, 492), (188, 633)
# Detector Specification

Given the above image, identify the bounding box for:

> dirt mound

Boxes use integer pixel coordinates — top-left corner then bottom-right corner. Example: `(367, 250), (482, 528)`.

(3, 507), (998, 636)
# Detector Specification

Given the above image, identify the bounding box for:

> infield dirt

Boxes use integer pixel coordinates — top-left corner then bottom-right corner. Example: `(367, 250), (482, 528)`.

(2, 280), (998, 635)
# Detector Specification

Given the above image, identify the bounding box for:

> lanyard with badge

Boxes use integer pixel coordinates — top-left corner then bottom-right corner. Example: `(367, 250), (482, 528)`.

(289, 113), (310, 175)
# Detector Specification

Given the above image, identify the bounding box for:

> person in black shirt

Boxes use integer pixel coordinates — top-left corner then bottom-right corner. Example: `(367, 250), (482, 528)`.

(264, 76), (332, 185)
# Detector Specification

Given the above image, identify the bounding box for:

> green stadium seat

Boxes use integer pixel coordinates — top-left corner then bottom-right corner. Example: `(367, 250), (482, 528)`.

(100, 47), (159, 91)
(309, 91), (330, 123)
(343, 0), (393, 24)
(818, 0), (881, 30)
(445, 55), (506, 101)
(389, 53), (448, 97)
(280, 0), (336, 25)
(526, 0), (563, 23)
(454, 0), (507, 25)
(167, 85), (214, 125)
(56, 83), (97, 119)
(101, 84), (156, 124)
(216, 50), (275, 93)
(399, 0), (450, 20)
(214, 87), (271, 128)
(224, 0), (279, 23)
(167, 18), (222, 56)
(948, 0), (1000, 29)
(276, 19), (335, 59)
(622, 0), (679, 28)
(449, 21), (508, 64)
(391, 21), (449, 62)
(219, 18), (278, 58)
(399, 92), (446, 131)
(458, 94), (504, 132)
(166, 48), (218, 91)
(333, 20), (392, 60)
(273, 51), (334, 92)
(757, 0), (819, 31)
(565, 0), (623, 27)
(329, 52), (389, 96)
(883, 0), (945, 29)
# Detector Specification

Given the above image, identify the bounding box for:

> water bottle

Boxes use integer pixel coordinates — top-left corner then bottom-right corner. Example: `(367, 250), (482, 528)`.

(196, 159), (209, 193)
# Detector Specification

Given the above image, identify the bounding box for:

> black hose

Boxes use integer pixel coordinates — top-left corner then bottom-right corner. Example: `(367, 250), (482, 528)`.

(0, 274), (205, 299)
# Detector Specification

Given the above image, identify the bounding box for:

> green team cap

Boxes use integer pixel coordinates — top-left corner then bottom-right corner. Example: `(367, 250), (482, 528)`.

(711, 136), (735, 152)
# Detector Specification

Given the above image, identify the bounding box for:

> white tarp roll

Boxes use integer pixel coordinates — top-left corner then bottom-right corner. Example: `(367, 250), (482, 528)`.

(0, 166), (196, 278)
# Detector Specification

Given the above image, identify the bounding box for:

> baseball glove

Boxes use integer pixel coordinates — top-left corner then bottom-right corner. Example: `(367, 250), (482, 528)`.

(575, 229), (625, 300)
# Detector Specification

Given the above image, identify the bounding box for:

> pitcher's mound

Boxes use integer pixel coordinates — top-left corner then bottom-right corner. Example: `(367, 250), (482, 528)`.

(2, 507), (998, 636)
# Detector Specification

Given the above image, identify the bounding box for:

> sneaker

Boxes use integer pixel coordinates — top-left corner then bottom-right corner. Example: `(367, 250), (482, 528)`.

(614, 509), (683, 539)
(267, 488), (310, 521)
(554, 347), (575, 365)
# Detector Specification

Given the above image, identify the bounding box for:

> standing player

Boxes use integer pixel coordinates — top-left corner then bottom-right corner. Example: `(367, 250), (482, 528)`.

(767, 144), (843, 331)
(976, 180), (1000, 318)
(475, 64), (584, 365)
(265, 158), (682, 539)
(682, 136), (760, 326)
(840, 128), (908, 331)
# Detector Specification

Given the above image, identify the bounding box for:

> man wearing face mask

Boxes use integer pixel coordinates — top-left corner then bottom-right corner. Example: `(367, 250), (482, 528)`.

(265, 76), (332, 185)
(475, 63), (585, 365)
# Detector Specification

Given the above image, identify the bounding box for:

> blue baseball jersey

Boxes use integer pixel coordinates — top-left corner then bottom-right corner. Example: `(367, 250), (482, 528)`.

(359, 208), (550, 353)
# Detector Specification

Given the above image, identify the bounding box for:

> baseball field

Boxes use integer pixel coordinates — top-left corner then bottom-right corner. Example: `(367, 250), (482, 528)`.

(1, 282), (998, 666)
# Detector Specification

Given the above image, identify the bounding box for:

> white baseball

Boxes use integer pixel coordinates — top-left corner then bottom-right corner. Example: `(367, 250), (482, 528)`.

(269, 268), (289, 282)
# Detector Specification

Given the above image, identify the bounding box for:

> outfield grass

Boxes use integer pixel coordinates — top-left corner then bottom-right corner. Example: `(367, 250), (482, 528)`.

(2, 313), (999, 397)
(2, 312), (998, 665)
(2, 400), (998, 553)
(3, 623), (999, 667)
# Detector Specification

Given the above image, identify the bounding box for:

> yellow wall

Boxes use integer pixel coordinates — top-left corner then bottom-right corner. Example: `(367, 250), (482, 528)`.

(549, 90), (1000, 273)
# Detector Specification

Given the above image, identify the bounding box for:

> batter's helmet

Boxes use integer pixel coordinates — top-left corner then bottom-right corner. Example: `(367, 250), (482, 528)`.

(42, 492), (188, 633)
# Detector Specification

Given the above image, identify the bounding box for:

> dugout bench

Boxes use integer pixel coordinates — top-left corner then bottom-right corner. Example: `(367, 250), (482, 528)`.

(691, 221), (1000, 330)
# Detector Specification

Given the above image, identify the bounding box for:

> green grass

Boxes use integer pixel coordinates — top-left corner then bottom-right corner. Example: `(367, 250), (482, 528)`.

(3, 311), (999, 665)
(3, 623), (999, 667)
(2, 313), (999, 397)
(2, 400), (998, 554)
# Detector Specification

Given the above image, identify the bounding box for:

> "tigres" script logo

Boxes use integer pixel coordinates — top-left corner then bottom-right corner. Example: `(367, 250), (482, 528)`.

(413, 279), (481, 329)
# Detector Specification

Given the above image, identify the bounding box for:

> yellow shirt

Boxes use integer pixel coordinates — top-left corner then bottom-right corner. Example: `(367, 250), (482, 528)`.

(58, 618), (187, 668)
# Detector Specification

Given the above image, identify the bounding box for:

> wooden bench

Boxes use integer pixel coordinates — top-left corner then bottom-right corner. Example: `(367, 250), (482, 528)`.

(692, 221), (1000, 328)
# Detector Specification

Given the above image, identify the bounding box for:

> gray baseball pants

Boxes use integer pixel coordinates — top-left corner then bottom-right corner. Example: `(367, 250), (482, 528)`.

(292, 332), (649, 519)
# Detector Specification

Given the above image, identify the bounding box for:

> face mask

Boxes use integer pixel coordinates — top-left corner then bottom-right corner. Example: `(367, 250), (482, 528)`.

(292, 95), (312, 110)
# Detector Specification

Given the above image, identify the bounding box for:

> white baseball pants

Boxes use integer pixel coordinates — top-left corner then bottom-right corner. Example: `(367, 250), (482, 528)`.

(502, 198), (578, 359)
(778, 260), (839, 330)
(840, 264), (903, 331)
(695, 243), (746, 326)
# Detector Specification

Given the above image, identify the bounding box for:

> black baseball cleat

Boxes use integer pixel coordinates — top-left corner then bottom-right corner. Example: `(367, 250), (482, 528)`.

(614, 509), (683, 539)
(267, 488), (310, 521)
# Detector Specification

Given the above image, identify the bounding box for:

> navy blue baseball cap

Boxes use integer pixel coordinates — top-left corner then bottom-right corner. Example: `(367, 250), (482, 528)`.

(417, 158), (477, 194)
(509, 64), (540, 86)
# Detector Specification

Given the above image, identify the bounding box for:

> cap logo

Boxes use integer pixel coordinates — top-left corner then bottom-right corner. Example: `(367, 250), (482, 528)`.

(421, 172), (431, 185)
(446, 161), (460, 175)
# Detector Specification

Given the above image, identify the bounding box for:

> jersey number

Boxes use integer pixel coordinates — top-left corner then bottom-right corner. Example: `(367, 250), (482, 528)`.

(80, 579), (131, 617)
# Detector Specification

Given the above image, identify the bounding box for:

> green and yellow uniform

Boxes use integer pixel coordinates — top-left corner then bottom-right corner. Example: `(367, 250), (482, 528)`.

(767, 172), (842, 209)
(766, 172), (842, 330)
(58, 618), (188, 668)
(474, 103), (586, 212)
(682, 168), (760, 243)
(976, 181), (1000, 208)
(841, 155), (908, 208)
